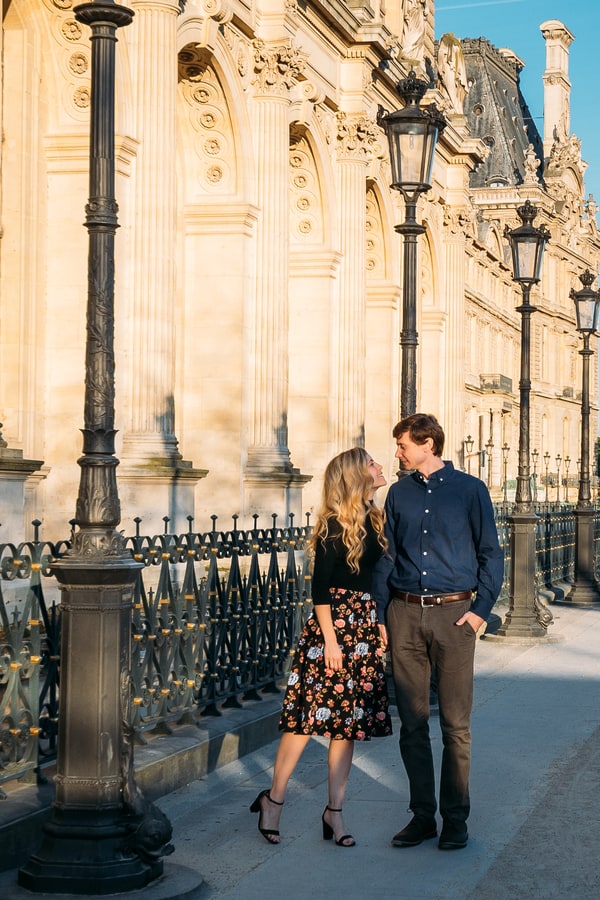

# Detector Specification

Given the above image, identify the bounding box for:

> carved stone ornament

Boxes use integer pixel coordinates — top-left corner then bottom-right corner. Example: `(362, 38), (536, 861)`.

(547, 132), (583, 174)
(200, 0), (233, 23)
(62, 19), (83, 42)
(523, 143), (541, 184)
(335, 112), (382, 162)
(252, 40), (307, 96)
(443, 205), (477, 238)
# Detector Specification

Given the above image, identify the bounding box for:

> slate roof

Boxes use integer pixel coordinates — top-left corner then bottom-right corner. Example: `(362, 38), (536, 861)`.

(458, 37), (544, 188)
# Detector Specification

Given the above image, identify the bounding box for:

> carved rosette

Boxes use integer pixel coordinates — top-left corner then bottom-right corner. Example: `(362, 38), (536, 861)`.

(178, 46), (234, 192)
(289, 129), (323, 244)
(252, 40), (307, 97)
(334, 112), (382, 163)
(42, 0), (91, 114)
(365, 189), (385, 276)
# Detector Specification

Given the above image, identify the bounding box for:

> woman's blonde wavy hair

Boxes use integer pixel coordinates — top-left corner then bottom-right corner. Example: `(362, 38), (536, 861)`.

(310, 447), (387, 574)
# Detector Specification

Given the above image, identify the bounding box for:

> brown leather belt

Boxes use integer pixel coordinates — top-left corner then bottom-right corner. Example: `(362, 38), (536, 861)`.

(392, 590), (472, 607)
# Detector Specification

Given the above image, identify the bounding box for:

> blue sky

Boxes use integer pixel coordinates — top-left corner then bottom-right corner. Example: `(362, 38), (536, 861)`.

(435, 0), (600, 206)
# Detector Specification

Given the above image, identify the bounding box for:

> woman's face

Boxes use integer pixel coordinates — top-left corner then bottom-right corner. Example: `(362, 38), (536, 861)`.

(366, 456), (387, 493)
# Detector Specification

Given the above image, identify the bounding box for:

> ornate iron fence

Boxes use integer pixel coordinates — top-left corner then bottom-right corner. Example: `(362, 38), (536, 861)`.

(2, 504), (600, 793)
(0, 514), (312, 793)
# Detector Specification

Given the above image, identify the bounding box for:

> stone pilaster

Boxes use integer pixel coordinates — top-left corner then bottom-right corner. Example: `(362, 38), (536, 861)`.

(244, 40), (311, 512)
(119, 0), (206, 531)
(0, 424), (45, 539)
(333, 112), (380, 448)
(122, 0), (180, 461)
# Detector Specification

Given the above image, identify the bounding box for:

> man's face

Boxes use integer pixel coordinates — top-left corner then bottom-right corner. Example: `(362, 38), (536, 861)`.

(395, 431), (432, 471)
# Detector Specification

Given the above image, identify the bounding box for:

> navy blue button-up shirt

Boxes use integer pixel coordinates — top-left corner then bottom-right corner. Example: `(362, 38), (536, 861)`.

(372, 461), (504, 621)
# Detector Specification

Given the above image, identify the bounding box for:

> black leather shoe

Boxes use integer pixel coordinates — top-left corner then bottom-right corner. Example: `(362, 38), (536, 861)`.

(438, 822), (468, 850)
(391, 816), (437, 847)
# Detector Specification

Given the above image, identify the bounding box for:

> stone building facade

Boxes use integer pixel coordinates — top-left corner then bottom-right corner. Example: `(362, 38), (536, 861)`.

(1, 1), (598, 537)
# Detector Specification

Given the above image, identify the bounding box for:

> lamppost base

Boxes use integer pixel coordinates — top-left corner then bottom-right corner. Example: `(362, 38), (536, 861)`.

(494, 510), (552, 639)
(482, 627), (563, 645)
(558, 579), (600, 607)
(6, 862), (202, 899)
(17, 808), (162, 894)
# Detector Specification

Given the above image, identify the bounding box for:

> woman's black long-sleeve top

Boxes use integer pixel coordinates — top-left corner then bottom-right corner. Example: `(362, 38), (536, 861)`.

(311, 515), (384, 606)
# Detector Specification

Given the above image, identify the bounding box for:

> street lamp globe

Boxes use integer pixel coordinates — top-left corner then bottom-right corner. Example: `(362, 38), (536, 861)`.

(572, 269), (600, 334)
(508, 199), (549, 285)
(377, 70), (446, 202)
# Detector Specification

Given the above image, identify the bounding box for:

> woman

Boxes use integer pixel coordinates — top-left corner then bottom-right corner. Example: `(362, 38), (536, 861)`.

(250, 447), (392, 847)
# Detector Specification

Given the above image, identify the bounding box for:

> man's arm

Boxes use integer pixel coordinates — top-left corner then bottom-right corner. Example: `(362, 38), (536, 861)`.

(372, 490), (397, 623)
(468, 481), (505, 621)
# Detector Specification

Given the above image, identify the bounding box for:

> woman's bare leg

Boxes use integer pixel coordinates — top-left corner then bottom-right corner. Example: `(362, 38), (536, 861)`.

(258, 732), (311, 838)
(323, 739), (355, 845)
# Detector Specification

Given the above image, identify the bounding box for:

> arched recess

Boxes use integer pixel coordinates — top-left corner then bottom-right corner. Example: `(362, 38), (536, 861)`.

(286, 121), (337, 506)
(175, 38), (256, 517)
(484, 223), (504, 260)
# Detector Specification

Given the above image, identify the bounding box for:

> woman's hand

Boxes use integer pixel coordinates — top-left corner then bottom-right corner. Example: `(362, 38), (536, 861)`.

(378, 623), (388, 651)
(324, 640), (344, 672)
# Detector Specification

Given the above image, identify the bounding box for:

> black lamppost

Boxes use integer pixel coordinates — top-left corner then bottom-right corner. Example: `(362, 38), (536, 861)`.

(464, 433), (474, 475)
(19, 2), (173, 893)
(555, 453), (562, 502)
(564, 455), (571, 503)
(497, 200), (550, 639)
(543, 450), (551, 503)
(486, 437), (494, 490)
(565, 270), (600, 605)
(531, 448), (539, 501)
(378, 72), (446, 417)
(502, 442), (510, 503)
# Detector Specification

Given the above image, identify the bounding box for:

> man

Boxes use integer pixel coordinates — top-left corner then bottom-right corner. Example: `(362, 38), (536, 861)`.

(373, 413), (504, 851)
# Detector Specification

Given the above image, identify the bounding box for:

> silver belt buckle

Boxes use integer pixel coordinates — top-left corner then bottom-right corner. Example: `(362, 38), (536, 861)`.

(420, 595), (429, 607)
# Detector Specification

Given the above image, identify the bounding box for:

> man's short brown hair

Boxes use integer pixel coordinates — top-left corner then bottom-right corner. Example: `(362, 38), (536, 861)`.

(392, 413), (445, 457)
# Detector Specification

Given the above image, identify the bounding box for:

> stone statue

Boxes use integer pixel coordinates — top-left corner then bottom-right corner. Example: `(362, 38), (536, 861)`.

(437, 32), (469, 114)
(523, 144), (541, 184)
(402, 0), (430, 63)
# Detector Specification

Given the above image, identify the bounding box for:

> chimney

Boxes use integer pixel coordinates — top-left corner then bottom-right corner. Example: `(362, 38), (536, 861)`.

(540, 19), (575, 159)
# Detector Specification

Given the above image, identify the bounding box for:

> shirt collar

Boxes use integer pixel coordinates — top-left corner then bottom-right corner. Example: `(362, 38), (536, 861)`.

(412, 460), (454, 485)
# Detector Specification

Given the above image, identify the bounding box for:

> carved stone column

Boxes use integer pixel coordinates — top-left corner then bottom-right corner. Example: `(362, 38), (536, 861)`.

(333, 113), (379, 448)
(244, 40), (311, 512)
(119, 0), (206, 531)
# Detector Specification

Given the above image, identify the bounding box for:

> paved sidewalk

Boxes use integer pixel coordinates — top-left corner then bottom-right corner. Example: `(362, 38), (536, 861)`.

(1, 603), (599, 899)
(155, 603), (600, 900)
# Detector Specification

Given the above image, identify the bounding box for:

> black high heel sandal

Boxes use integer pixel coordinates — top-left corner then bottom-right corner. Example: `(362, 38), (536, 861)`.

(322, 806), (356, 847)
(250, 789), (284, 844)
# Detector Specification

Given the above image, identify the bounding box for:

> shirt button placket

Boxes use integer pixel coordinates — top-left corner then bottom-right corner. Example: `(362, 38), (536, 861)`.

(422, 498), (431, 593)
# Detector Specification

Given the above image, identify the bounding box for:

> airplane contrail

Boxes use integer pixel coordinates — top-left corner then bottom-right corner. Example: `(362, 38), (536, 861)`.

(438, 1), (524, 10)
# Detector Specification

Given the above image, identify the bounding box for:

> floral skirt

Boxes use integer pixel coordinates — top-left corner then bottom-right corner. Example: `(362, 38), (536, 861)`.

(279, 588), (393, 741)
